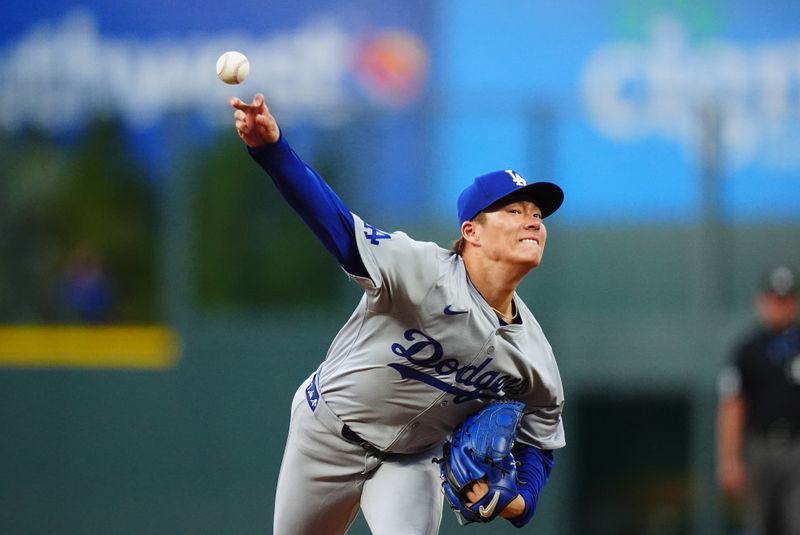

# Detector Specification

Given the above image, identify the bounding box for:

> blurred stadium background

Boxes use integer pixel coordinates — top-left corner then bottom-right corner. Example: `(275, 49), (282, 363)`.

(1, 1), (799, 533)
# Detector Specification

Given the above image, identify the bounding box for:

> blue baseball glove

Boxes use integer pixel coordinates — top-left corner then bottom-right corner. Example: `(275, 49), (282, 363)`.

(437, 400), (525, 524)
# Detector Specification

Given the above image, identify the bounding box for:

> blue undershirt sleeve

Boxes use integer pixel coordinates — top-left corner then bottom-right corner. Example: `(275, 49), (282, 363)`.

(246, 135), (368, 278)
(508, 444), (555, 528)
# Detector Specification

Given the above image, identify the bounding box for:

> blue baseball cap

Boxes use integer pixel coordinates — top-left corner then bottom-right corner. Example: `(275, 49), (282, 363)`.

(457, 169), (564, 227)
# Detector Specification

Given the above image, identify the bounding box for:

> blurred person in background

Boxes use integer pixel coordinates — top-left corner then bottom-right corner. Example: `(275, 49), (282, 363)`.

(717, 265), (800, 535)
(61, 243), (115, 323)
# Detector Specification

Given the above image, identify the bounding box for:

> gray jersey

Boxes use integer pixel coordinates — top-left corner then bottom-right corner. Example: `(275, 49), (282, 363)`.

(315, 213), (565, 454)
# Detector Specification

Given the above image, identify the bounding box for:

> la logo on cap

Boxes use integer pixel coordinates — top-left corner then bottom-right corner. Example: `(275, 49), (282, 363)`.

(505, 169), (527, 187)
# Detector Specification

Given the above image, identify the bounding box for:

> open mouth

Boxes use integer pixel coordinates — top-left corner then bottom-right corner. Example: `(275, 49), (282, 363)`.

(519, 238), (539, 245)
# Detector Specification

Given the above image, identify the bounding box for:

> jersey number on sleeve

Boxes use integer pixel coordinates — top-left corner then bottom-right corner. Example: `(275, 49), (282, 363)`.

(364, 223), (391, 245)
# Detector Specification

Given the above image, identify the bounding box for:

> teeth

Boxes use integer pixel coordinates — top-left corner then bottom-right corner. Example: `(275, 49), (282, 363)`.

(521, 239), (537, 244)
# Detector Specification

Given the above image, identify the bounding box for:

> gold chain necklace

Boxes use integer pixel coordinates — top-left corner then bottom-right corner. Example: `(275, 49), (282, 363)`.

(491, 302), (518, 323)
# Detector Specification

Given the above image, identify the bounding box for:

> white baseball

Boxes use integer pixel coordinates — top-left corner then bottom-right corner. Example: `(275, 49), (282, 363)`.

(216, 51), (250, 85)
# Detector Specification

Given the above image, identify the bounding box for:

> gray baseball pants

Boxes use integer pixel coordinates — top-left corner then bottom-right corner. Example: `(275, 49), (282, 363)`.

(272, 376), (443, 535)
(743, 435), (800, 535)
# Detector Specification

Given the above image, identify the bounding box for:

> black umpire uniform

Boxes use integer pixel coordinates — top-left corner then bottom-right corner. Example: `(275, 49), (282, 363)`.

(718, 265), (800, 535)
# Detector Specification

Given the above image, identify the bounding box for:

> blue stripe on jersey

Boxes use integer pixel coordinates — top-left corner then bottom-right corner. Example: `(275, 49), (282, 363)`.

(247, 136), (368, 278)
(509, 444), (555, 527)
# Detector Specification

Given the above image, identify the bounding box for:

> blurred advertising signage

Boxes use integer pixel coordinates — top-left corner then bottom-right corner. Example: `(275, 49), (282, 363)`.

(581, 16), (800, 171)
(0, 325), (182, 370)
(0, 9), (429, 132)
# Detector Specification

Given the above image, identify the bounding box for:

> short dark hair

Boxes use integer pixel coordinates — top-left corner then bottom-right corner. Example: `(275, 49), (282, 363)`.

(451, 237), (466, 256)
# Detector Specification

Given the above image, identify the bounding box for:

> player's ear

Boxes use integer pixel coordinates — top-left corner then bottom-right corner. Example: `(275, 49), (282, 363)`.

(461, 220), (480, 245)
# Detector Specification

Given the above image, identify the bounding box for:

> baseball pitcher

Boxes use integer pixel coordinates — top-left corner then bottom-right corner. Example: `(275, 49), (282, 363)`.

(230, 93), (566, 534)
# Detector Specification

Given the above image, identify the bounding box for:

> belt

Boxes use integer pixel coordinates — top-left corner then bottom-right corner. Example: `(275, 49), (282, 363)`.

(306, 373), (385, 456)
(341, 423), (384, 455)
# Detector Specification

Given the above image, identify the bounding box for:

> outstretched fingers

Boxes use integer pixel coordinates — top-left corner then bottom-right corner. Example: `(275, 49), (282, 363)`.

(229, 93), (278, 146)
(230, 93), (266, 112)
(229, 96), (245, 109)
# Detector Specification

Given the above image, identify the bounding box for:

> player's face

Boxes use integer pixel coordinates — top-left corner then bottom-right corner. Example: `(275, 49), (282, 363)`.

(757, 293), (798, 331)
(477, 200), (547, 268)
